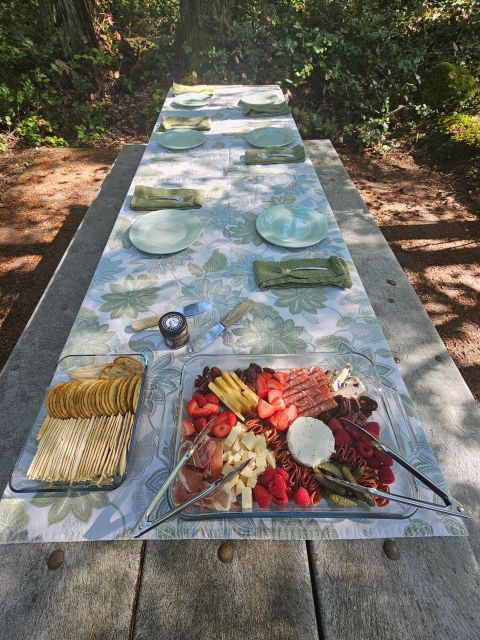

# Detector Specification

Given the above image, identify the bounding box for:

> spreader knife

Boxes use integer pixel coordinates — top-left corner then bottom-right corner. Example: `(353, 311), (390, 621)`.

(131, 300), (212, 331)
(189, 299), (255, 352)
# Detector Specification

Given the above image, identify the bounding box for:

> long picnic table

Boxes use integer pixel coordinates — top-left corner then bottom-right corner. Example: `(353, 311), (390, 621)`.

(0, 86), (479, 638)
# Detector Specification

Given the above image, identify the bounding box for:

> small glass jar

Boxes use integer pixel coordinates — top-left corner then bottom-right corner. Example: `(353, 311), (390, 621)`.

(158, 312), (190, 349)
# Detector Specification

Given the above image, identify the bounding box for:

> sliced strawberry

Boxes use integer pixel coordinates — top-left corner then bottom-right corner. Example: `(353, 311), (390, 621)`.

(273, 371), (288, 386)
(191, 402), (220, 418)
(269, 410), (289, 431)
(193, 392), (206, 408)
(204, 393), (220, 405)
(256, 374), (268, 398)
(193, 417), (207, 432)
(257, 399), (276, 419)
(267, 389), (283, 403)
(262, 371), (273, 381)
(285, 404), (298, 424)
(267, 378), (283, 390)
(186, 399), (198, 418)
(271, 396), (286, 411)
(182, 418), (195, 438)
(211, 421), (233, 439)
(225, 410), (237, 427)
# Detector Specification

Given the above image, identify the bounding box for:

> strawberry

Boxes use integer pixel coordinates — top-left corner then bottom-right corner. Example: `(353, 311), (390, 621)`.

(193, 417), (207, 432)
(191, 401), (220, 418)
(182, 418), (195, 438)
(262, 371), (273, 381)
(192, 392), (206, 408)
(253, 484), (271, 509)
(366, 456), (382, 470)
(267, 389), (283, 403)
(273, 370), (288, 386)
(257, 398), (276, 419)
(186, 399), (198, 418)
(213, 410), (237, 429)
(271, 396), (286, 411)
(256, 374), (268, 398)
(267, 378), (283, 391)
(269, 409), (289, 431)
(285, 404), (298, 424)
(211, 421), (233, 439)
(378, 466), (395, 484)
(204, 393), (219, 405)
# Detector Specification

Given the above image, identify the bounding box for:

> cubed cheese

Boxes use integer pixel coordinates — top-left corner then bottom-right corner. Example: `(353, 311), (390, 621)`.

(255, 454), (266, 469)
(246, 476), (257, 488)
(241, 432), (257, 451)
(222, 451), (229, 462)
(222, 463), (234, 476)
(232, 438), (241, 452)
(225, 475), (239, 490)
(224, 427), (239, 449)
(266, 451), (276, 468)
(254, 434), (267, 451)
(235, 478), (246, 495)
(241, 487), (253, 510)
(240, 465), (253, 480)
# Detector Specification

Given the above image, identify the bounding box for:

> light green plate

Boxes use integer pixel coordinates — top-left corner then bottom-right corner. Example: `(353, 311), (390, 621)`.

(129, 210), (202, 254)
(240, 91), (284, 107)
(172, 92), (212, 108)
(256, 205), (328, 248)
(246, 127), (295, 148)
(157, 130), (206, 150)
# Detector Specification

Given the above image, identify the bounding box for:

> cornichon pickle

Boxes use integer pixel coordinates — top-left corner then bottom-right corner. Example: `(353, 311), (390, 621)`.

(361, 493), (376, 507)
(352, 465), (365, 480)
(341, 465), (357, 484)
(314, 471), (346, 495)
(317, 462), (343, 479)
(327, 493), (359, 508)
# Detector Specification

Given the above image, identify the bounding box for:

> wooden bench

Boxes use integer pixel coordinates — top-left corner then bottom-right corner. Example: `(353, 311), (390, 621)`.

(0, 141), (478, 640)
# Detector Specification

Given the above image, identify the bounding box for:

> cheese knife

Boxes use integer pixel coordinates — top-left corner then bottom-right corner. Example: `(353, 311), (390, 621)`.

(188, 299), (255, 353)
(131, 300), (212, 331)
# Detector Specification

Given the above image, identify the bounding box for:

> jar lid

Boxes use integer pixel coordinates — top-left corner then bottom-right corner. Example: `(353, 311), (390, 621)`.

(159, 311), (187, 338)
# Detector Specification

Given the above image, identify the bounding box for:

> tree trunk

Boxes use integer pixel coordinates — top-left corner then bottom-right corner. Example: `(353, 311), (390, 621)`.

(175, 0), (232, 77)
(45, 0), (98, 57)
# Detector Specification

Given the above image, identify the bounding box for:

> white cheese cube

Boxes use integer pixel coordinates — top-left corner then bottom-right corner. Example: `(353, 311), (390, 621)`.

(266, 451), (276, 468)
(222, 451), (229, 462)
(232, 438), (241, 452)
(254, 435), (267, 451)
(255, 461), (267, 474)
(246, 476), (257, 488)
(222, 463), (234, 476)
(225, 474), (239, 489)
(255, 454), (266, 469)
(224, 426), (242, 448)
(241, 432), (257, 451)
(240, 465), (254, 480)
(235, 479), (246, 495)
(241, 487), (252, 510)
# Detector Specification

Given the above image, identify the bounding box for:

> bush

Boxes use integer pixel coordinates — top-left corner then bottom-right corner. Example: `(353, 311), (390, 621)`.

(421, 62), (477, 111)
(427, 113), (480, 161)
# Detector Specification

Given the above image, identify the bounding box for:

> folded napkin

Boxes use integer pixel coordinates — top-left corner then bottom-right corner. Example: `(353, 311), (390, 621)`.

(245, 144), (305, 165)
(130, 185), (204, 210)
(172, 82), (214, 96)
(240, 101), (291, 118)
(160, 116), (212, 131)
(253, 256), (352, 291)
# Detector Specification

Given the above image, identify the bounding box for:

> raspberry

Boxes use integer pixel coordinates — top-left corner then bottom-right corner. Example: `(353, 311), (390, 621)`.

(365, 421), (380, 438)
(268, 476), (287, 499)
(293, 487), (311, 506)
(253, 484), (272, 509)
(356, 441), (374, 459)
(378, 466), (395, 484)
(272, 493), (289, 506)
(366, 456), (382, 470)
(327, 418), (343, 433)
(375, 450), (393, 467)
(334, 430), (352, 447)
(276, 468), (290, 482)
(257, 466), (277, 487)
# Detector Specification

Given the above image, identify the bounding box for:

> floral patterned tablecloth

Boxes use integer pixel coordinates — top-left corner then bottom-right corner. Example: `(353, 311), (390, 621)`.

(0, 86), (467, 543)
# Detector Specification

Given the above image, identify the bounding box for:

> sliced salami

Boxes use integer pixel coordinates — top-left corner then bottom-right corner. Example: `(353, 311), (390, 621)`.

(298, 397), (337, 418)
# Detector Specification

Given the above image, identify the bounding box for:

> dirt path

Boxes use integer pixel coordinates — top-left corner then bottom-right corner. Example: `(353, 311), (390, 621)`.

(339, 146), (479, 402)
(0, 144), (478, 403)
(0, 147), (119, 370)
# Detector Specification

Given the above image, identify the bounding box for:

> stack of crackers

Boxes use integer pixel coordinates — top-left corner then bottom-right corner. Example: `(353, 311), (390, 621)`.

(27, 356), (145, 486)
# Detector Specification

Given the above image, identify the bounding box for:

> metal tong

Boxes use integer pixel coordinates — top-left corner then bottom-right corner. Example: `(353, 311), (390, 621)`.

(324, 418), (471, 519)
(133, 418), (250, 538)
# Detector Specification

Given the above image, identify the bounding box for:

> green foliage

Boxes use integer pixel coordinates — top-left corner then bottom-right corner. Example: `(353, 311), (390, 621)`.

(0, 0), (479, 152)
(428, 113), (480, 161)
(422, 62), (478, 111)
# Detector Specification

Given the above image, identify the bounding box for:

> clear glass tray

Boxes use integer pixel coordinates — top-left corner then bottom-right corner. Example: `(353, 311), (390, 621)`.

(168, 352), (419, 520)
(9, 353), (147, 493)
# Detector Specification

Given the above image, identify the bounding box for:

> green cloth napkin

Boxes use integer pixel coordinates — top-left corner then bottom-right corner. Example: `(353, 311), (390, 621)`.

(172, 82), (214, 96)
(240, 101), (291, 117)
(245, 144), (305, 165)
(253, 256), (352, 291)
(130, 185), (204, 210)
(160, 116), (212, 131)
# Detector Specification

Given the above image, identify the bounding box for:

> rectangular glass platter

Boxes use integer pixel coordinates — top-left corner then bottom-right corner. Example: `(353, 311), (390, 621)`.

(9, 353), (147, 493)
(168, 352), (420, 520)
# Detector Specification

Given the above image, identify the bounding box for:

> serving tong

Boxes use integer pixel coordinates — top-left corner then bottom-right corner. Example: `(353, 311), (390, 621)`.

(324, 418), (471, 519)
(133, 418), (250, 538)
